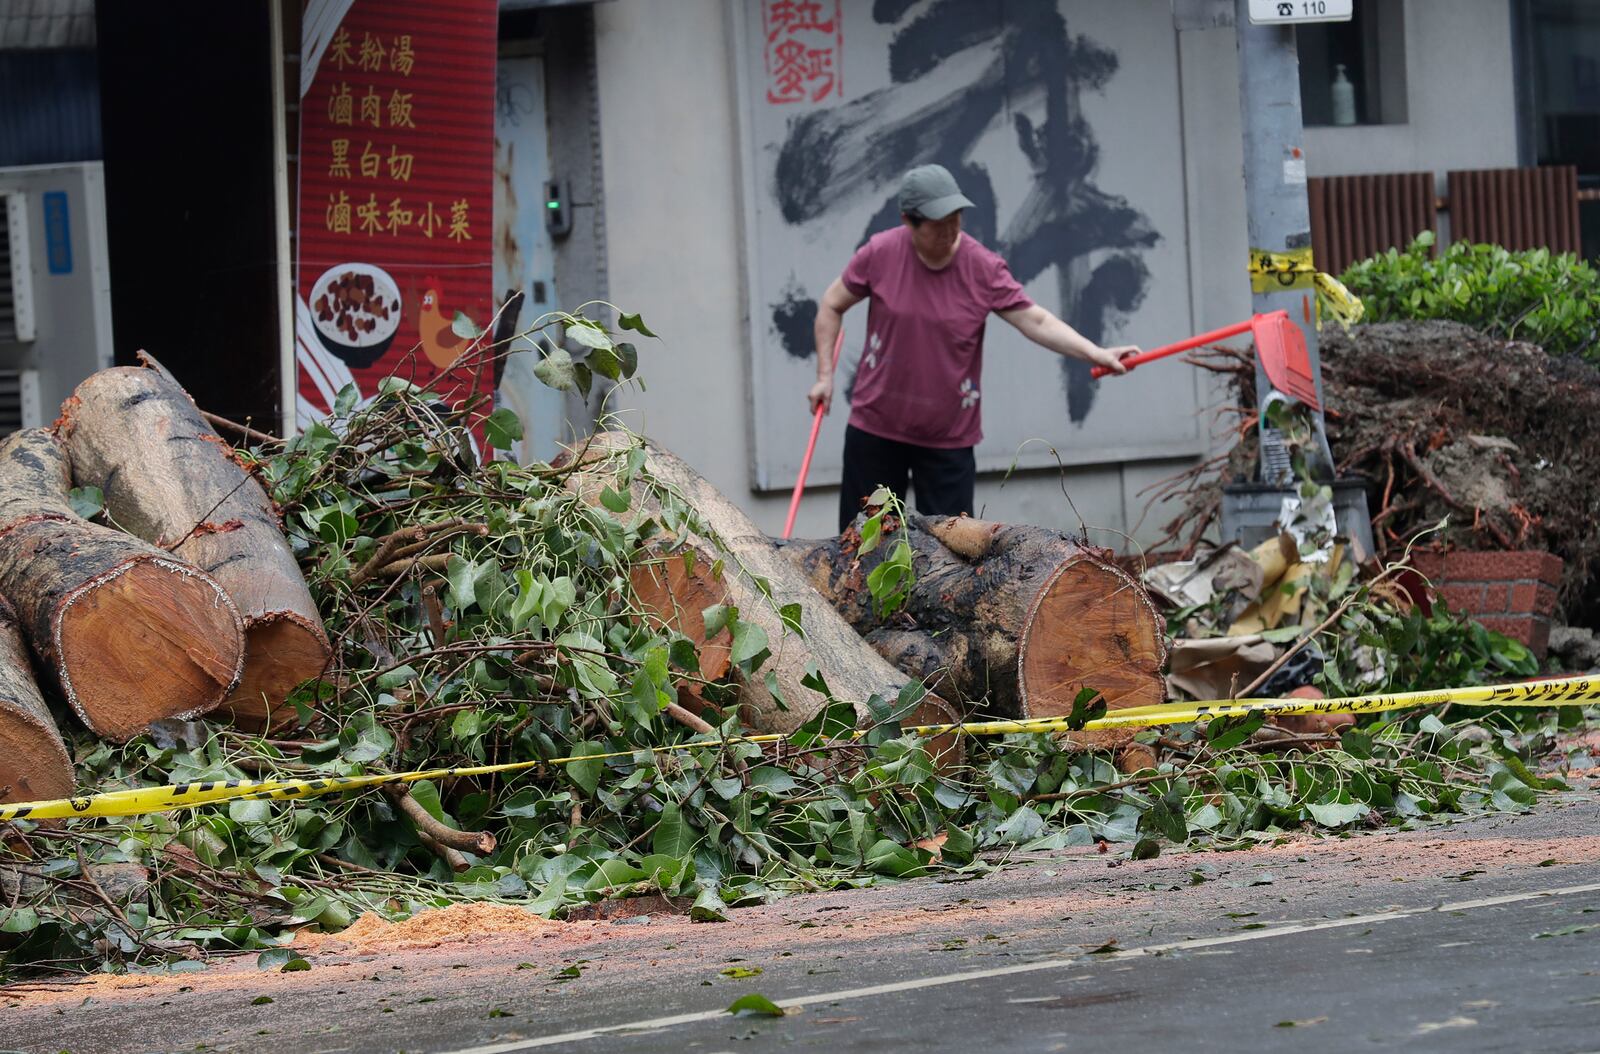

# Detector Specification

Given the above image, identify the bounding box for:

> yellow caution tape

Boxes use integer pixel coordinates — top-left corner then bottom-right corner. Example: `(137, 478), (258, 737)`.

(1249, 246), (1318, 294)
(3, 676), (1596, 824)
(1246, 247), (1365, 326)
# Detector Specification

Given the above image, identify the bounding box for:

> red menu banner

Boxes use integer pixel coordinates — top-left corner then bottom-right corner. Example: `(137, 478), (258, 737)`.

(296, 0), (498, 427)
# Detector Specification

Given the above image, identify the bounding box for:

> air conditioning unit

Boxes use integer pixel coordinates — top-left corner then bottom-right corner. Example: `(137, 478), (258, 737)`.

(0, 163), (113, 436)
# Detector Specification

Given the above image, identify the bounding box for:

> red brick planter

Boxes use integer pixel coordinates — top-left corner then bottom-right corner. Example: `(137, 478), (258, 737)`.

(1407, 550), (1562, 658)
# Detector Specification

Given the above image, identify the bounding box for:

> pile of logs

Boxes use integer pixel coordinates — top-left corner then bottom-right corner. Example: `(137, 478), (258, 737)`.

(574, 433), (1168, 764)
(0, 359), (330, 806)
(0, 378), (1170, 807)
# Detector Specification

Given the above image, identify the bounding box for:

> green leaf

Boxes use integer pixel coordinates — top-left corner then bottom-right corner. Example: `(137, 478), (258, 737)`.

(451, 709), (483, 741)
(375, 665), (417, 692)
(941, 825), (975, 864)
(451, 310), (484, 339)
(692, 886), (729, 922)
(1306, 801), (1367, 827)
(619, 312), (657, 338)
(333, 382), (359, 417)
(669, 636), (701, 673)
(729, 620), (770, 670)
(0, 907), (39, 933)
(864, 838), (926, 877)
(484, 408), (524, 449)
(565, 741), (606, 795)
(616, 342), (639, 379)
(994, 806), (1046, 845)
(566, 321), (613, 351)
(721, 965), (763, 979)
(727, 993), (784, 1018)
(534, 348), (577, 391)
(652, 803), (698, 858)
(228, 799), (272, 825)
(585, 859), (648, 891)
(343, 718), (394, 764)
(1065, 687), (1107, 731)
(542, 576), (577, 626)
(702, 604), (734, 638)
(600, 486), (631, 514)
(778, 603), (805, 637)
(858, 515), (883, 555)
(747, 766), (799, 795)
(257, 948), (297, 970)
(1205, 712), (1266, 751)
(68, 485), (104, 519)
(1131, 838), (1161, 860)
(447, 554), (478, 611)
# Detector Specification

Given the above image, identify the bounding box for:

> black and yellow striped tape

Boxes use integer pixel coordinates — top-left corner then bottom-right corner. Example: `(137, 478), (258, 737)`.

(2, 676), (1595, 823)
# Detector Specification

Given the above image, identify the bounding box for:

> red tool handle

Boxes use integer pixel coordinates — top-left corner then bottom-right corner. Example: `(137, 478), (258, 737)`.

(1089, 316), (1260, 379)
(782, 327), (846, 540)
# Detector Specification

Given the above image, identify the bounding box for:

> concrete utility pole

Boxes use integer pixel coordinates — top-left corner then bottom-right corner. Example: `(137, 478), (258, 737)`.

(1233, 0), (1334, 481)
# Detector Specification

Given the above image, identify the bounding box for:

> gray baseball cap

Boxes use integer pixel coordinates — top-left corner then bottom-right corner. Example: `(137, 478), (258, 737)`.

(898, 164), (974, 220)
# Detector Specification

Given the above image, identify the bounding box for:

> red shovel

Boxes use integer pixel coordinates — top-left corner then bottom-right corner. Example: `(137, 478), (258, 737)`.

(782, 327), (846, 540)
(1090, 309), (1320, 411)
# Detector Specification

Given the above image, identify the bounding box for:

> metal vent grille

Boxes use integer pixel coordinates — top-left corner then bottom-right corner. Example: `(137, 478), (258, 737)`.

(0, 196), (13, 342)
(0, 369), (26, 436)
(1447, 166), (1582, 255)
(1308, 172), (1437, 275)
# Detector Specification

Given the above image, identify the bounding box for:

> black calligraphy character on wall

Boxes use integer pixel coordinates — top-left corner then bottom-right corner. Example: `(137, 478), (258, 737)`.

(768, 0), (1159, 423)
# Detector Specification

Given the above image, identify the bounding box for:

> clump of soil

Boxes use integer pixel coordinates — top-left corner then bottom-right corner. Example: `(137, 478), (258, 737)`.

(294, 902), (561, 954)
(1162, 321), (1600, 620)
(1323, 322), (1600, 618)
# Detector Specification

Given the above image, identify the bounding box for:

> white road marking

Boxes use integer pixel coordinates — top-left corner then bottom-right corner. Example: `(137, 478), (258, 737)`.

(433, 881), (1600, 1054)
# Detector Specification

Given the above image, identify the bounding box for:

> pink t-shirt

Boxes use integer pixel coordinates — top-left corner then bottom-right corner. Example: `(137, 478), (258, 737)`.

(842, 227), (1033, 449)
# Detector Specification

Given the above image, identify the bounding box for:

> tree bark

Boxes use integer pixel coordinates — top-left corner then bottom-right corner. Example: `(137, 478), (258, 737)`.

(785, 513), (1168, 750)
(0, 594), (73, 805)
(564, 433), (963, 766)
(0, 429), (245, 741)
(59, 361), (330, 730)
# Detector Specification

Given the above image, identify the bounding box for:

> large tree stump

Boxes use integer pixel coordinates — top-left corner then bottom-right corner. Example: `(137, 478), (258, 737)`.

(785, 513), (1168, 750)
(564, 433), (962, 765)
(0, 595), (73, 805)
(59, 361), (330, 730)
(0, 429), (245, 741)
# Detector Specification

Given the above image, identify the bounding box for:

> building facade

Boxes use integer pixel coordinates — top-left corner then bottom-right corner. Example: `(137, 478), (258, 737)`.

(0, 0), (1579, 547)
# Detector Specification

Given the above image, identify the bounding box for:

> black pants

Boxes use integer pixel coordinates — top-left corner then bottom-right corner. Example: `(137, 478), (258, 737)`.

(839, 424), (976, 531)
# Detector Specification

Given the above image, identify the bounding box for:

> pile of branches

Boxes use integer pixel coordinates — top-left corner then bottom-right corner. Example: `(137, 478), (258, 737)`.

(0, 319), (1582, 977)
(1154, 321), (1600, 618)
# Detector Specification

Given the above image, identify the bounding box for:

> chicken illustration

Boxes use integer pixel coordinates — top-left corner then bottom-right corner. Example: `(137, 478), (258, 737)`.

(418, 278), (468, 369)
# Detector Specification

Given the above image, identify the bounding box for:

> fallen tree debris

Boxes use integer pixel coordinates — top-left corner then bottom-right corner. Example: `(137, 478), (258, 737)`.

(61, 360), (331, 730)
(785, 513), (1166, 751)
(0, 428), (245, 741)
(0, 595), (72, 805)
(567, 432), (965, 761)
(0, 316), (1591, 981)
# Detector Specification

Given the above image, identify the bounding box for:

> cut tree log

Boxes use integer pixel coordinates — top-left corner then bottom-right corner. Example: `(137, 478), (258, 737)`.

(563, 432), (963, 766)
(785, 513), (1168, 750)
(0, 429), (245, 741)
(59, 359), (331, 730)
(0, 594), (74, 805)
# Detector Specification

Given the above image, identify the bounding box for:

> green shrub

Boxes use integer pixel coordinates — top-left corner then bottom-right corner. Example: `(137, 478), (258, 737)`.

(1340, 231), (1600, 358)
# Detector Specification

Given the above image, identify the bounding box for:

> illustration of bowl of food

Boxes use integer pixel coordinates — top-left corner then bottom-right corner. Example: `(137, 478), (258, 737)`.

(310, 263), (403, 368)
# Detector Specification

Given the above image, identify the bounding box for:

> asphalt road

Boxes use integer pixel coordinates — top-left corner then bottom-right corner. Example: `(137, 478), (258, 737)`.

(5, 792), (1599, 1054)
(496, 880), (1600, 1053)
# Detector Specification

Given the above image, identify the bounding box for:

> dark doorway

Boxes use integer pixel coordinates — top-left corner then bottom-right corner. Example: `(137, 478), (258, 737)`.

(96, 0), (282, 429)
